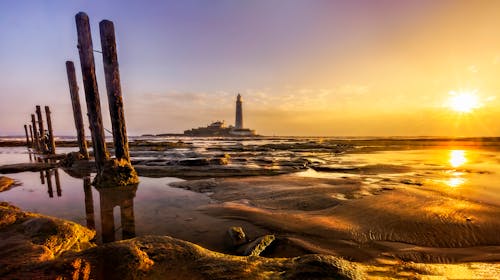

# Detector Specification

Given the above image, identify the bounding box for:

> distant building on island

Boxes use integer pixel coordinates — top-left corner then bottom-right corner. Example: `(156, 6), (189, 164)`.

(184, 94), (256, 137)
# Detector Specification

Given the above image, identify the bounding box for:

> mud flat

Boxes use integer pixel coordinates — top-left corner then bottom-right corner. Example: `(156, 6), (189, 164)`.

(170, 175), (500, 278)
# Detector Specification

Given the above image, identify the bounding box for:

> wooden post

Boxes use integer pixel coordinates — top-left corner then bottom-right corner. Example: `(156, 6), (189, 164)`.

(31, 114), (40, 152)
(36, 105), (46, 153)
(29, 125), (34, 148)
(23, 125), (30, 148)
(44, 106), (56, 154)
(75, 12), (109, 172)
(99, 20), (130, 162)
(66, 61), (89, 159)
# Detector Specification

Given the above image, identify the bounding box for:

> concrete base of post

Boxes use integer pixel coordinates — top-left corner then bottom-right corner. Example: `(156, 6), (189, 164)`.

(93, 158), (139, 187)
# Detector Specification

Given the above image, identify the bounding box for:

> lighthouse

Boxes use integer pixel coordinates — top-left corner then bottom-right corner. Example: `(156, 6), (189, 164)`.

(235, 94), (243, 129)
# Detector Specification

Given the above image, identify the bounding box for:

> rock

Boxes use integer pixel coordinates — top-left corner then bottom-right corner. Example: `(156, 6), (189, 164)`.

(0, 176), (15, 192)
(225, 226), (248, 248)
(238, 235), (276, 256)
(0, 203), (95, 277)
(60, 151), (87, 167)
(178, 158), (210, 166)
(209, 154), (231, 165)
(17, 236), (360, 280)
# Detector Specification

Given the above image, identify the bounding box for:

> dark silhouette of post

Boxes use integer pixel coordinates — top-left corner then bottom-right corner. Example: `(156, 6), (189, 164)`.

(35, 105), (46, 153)
(29, 125), (34, 148)
(100, 20), (130, 162)
(44, 106), (56, 154)
(23, 125), (30, 148)
(66, 61), (89, 159)
(31, 114), (40, 152)
(75, 12), (109, 172)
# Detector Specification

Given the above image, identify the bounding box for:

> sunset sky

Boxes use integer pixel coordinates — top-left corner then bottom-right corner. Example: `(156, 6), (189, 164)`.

(1, 0), (500, 136)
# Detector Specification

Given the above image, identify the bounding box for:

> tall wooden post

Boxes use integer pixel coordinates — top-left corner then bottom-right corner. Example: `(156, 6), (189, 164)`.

(66, 61), (89, 159)
(99, 20), (130, 162)
(31, 114), (40, 152)
(75, 12), (109, 172)
(44, 106), (56, 154)
(23, 125), (30, 148)
(36, 105), (45, 153)
(29, 125), (34, 148)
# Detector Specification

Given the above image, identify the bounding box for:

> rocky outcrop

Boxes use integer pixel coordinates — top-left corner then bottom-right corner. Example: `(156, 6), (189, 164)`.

(0, 176), (16, 192)
(0, 202), (95, 278)
(0, 202), (361, 280)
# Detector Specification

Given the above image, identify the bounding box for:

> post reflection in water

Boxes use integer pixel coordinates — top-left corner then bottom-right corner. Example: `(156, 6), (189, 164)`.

(40, 168), (62, 198)
(54, 169), (62, 197)
(45, 170), (54, 198)
(83, 177), (96, 229)
(61, 169), (138, 243)
(97, 185), (138, 243)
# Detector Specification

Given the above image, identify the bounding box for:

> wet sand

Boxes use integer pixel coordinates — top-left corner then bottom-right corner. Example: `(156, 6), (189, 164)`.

(170, 175), (500, 262)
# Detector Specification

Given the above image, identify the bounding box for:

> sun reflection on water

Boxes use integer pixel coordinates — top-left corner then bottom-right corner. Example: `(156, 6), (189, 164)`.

(446, 150), (467, 187)
(449, 150), (467, 167)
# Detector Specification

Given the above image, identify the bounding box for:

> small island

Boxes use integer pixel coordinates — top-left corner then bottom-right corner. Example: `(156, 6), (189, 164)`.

(184, 94), (257, 137)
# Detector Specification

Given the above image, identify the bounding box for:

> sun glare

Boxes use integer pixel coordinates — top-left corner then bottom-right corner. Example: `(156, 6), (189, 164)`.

(449, 150), (467, 167)
(447, 90), (481, 113)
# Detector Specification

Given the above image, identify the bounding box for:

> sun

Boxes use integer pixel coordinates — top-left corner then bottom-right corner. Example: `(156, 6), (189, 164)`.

(447, 90), (482, 113)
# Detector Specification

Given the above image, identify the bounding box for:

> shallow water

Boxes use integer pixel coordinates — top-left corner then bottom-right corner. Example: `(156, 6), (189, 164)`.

(297, 148), (500, 207)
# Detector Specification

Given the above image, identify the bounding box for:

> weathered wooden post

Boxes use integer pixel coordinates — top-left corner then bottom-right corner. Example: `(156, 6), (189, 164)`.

(99, 20), (131, 162)
(36, 105), (46, 153)
(31, 114), (40, 152)
(23, 125), (30, 148)
(44, 106), (56, 155)
(98, 19), (139, 186)
(65, 61), (89, 159)
(75, 12), (109, 173)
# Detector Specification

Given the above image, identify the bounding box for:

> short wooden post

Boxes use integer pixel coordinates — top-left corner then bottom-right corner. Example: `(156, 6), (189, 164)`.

(99, 20), (131, 162)
(75, 12), (109, 172)
(66, 61), (89, 159)
(31, 114), (40, 152)
(35, 105), (46, 153)
(44, 106), (56, 154)
(23, 125), (30, 148)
